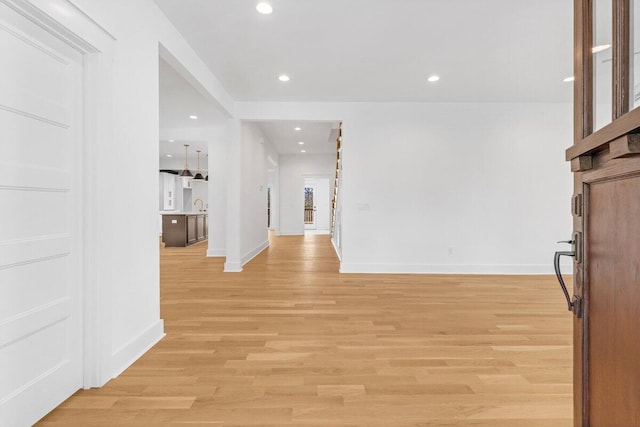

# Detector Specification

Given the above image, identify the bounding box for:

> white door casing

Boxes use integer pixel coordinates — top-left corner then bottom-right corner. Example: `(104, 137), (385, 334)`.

(0, 3), (83, 425)
(304, 176), (331, 233)
(304, 182), (317, 230)
(0, 0), (115, 424)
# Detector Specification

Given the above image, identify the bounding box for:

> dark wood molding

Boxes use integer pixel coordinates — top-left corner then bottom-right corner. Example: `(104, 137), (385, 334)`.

(613, 0), (630, 119)
(575, 0), (593, 144)
(572, 155), (594, 172)
(566, 106), (640, 159)
(610, 133), (640, 158)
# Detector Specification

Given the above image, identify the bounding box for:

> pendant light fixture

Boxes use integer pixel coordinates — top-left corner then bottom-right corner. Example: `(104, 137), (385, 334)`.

(179, 144), (193, 178)
(193, 149), (205, 181)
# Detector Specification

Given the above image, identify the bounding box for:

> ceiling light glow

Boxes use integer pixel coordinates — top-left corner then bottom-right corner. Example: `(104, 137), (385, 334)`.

(298, 141), (305, 145)
(563, 76), (575, 82)
(301, 150), (306, 153)
(295, 127), (301, 131)
(592, 44), (611, 53)
(279, 75), (290, 82)
(168, 139), (175, 142)
(189, 115), (198, 120)
(256, 2), (273, 14)
(166, 154), (172, 157)
(427, 75), (440, 83)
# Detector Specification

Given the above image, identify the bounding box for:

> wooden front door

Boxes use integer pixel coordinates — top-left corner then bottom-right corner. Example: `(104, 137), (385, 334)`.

(586, 175), (640, 426)
(567, 0), (640, 425)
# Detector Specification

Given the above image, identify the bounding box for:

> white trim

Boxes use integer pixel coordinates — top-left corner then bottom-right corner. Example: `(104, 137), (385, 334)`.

(278, 230), (304, 236)
(110, 320), (165, 379)
(339, 262), (573, 275)
(3, 0), (118, 389)
(207, 247), (226, 257)
(241, 240), (269, 266)
(331, 237), (342, 261)
(223, 262), (242, 273)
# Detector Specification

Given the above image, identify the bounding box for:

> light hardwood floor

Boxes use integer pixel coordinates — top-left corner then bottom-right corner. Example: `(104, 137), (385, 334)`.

(38, 234), (573, 426)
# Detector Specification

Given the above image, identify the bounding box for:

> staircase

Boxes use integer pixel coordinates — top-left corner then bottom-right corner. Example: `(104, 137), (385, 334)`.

(331, 122), (342, 249)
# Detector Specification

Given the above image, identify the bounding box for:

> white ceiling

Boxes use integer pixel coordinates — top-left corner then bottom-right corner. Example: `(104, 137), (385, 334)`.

(159, 57), (229, 130)
(255, 121), (338, 154)
(153, 0), (574, 103)
(159, 56), (224, 161)
(159, 58), (337, 158)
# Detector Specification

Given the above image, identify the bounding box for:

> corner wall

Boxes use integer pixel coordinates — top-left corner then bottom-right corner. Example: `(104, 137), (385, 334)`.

(67, 0), (234, 380)
(239, 122), (274, 264)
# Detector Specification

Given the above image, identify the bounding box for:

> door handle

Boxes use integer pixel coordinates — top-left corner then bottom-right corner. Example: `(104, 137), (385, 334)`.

(554, 246), (583, 318)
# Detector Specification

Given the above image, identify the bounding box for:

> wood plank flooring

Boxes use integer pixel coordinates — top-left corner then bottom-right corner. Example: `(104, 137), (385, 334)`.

(38, 234), (573, 426)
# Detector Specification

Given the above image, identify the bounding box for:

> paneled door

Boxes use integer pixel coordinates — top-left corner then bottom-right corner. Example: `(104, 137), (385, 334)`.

(0, 2), (84, 425)
(562, 0), (640, 425)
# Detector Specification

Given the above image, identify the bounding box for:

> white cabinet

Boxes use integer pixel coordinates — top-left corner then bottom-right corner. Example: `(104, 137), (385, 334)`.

(160, 172), (176, 210)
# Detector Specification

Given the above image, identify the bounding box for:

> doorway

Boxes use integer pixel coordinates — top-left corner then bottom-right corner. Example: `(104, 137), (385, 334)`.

(304, 177), (331, 235)
(304, 183), (317, 229)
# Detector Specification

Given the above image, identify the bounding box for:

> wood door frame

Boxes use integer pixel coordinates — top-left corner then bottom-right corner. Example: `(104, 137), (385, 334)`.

(3, 0), (116, 388)
(570, 0), (632, 157)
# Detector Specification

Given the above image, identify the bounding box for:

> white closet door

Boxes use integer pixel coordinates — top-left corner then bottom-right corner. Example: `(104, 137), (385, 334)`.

(0, 2), (84, 425)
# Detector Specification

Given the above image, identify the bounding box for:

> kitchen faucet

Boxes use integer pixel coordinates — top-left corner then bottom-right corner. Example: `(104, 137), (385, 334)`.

(194, 199), (205, 212)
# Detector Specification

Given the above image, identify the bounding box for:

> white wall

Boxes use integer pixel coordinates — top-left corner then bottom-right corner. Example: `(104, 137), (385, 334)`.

(239, 122), (277, 263)
(267, 169), (278, 231)
(208, 130), (229, 256)
(237, 102), (573, 274)
(279, 154), (335, 235)
(339, 103), (573, 273)
(57, 0), (235, 381)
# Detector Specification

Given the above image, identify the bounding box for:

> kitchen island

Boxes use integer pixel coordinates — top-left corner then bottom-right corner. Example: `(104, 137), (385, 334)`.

(161, 213), (208, 247)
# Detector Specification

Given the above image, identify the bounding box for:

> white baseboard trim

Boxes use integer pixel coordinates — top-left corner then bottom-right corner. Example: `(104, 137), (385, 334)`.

(224, 261), (242, 272)
(207, 247), (226, 257)
(278, 230), (304, 236)
(110, 319), (165, 379)
(339, 263), (573, 275)
(331, 237), (342, 261)
(241, 240), (269, 266)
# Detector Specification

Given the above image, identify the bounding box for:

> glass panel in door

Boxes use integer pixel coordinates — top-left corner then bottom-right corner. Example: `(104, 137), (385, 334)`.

(304, 186), (316, 229)
(593, 0), (613, 131)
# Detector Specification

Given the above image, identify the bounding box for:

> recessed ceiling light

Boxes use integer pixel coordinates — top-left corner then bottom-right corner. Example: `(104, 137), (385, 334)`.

(563, 76), (575, 82)
(427, 75), (440, 83)
(279, 75), (290, 82)
(166, 154), (172, 158)
(189, 115), (198, 120)
(295, 127), (301, 131)
(592, 44), (611, 53)
(256, 2), (273, 14)
(168, 139), (175, 142)
(298, 141), (305, 145)
(301, 150), (306, 153)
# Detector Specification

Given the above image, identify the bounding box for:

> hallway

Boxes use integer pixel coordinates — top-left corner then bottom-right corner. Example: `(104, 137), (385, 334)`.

(38, 235), (572, 426)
